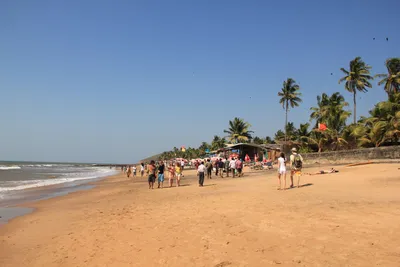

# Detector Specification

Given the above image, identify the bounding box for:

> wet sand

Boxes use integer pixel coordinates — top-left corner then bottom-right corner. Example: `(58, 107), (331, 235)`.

(1, 164), (400, 266)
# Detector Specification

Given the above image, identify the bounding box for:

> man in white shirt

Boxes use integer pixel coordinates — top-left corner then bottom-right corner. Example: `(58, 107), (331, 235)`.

(229, 158), (237, 178)
(132, 165), (137, 177)
(197, 161), (206, 187)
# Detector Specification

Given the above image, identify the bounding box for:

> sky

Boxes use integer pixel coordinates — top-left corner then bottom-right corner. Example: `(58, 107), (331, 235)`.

(0, 0), (399, 163)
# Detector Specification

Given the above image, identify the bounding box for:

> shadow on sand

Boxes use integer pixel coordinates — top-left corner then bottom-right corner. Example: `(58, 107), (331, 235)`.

(286, 183), (314, 190)
(202, 184), (217, 187)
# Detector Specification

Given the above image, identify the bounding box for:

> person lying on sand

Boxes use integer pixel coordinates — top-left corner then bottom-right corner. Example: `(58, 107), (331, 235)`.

(307, 168), (339, 176)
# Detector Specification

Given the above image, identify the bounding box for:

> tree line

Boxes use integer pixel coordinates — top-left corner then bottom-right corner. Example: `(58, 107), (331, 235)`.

(158, 57), (400, 160)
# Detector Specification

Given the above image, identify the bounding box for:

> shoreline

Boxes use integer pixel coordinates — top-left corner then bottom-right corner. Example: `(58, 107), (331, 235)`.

(0, 171), (120, 225)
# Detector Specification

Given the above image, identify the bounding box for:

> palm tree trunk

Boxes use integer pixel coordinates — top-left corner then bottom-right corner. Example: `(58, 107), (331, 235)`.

(285, 105), (288, 144)
(353, 91), (357, 124)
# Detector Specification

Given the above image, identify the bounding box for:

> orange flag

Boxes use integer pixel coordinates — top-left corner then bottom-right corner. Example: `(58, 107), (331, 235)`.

(318, 123), (327, 131)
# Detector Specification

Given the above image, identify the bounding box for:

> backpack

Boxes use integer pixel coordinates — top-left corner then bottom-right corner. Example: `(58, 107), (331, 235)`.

(293, 154), (302, 169)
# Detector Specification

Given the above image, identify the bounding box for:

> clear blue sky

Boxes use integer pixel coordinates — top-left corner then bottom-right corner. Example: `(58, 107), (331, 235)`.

(1, 0), (398, 163)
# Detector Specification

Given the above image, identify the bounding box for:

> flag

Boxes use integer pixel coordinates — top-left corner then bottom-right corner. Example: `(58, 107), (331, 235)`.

(318, 123), (327, 131)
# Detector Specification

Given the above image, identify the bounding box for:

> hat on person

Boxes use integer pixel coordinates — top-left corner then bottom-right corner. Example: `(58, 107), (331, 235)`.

(291, 147), (297, 152)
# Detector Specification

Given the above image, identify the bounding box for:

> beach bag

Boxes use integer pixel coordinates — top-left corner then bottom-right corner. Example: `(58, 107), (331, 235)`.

(294, 154), (302, 169)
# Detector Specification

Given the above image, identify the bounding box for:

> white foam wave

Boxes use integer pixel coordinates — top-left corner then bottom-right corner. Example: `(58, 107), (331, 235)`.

(0, 168), (118, 192)
(0, 166), (21, 170)
(23, 164), (54, 167)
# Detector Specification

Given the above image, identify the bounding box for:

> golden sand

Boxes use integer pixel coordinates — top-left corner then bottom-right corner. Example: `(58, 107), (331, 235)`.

(1, 164), (400, 266)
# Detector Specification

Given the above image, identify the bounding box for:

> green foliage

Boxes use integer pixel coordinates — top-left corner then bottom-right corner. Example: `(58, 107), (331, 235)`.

(375, 58), (400, 96)
(153, 57), (400, 162)
(223, 117), (254, 144)
(253, 136), (264, 144)
(278, 78), (302, 142)
(211, 136), (226, 151)
(339, 57), (373, 124)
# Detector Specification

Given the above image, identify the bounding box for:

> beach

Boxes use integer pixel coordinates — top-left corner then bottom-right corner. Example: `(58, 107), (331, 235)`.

(1, 164), (400, 267)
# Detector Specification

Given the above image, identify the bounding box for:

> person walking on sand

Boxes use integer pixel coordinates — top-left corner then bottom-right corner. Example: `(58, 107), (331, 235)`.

(235, 158), (243, 177)
(206, 159), (213, 179)
(224, 158), (230, 177)
(277, 152), (287, 190)
(290, 148), (303, 188)
(175, 162), (182, 187)
(132, 165), (137, 177)
(140, 163), (145, 177)
(215, 159), (219, 177)
(218, 159), (224, 178)
(157, 161), (165, 189)
(168, 163), (175, 187)
(127, 166), (132, 178)
(197, 161), (206, 186)
(180, 160), (185, 177)
(229, 158), (237, 178)
(147, 160), (156, 189)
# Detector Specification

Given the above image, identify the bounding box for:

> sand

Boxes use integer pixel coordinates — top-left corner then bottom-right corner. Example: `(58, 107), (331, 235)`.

(1, 164), (400, 267)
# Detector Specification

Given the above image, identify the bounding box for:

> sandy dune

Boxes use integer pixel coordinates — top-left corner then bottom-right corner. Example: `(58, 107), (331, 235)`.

(1, 164), (400, 267)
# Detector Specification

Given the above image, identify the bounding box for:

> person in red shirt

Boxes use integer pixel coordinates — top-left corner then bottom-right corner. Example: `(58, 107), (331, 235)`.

(235, 159), (243, 177)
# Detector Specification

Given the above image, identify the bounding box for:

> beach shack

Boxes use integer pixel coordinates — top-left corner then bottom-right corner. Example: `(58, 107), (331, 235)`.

(260, 144), (282, 161)
(220, 143), (266, 161)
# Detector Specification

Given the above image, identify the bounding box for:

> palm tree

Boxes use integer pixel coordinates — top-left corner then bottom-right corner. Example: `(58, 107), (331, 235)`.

(310, 93), (330, 127)
(375, 58), (400, 96)
(223, 117), (254, 143)
(352, 120), (388, 147)
(211, 135), (226, 150)
(265, 136), (275, 144)
(305, 130), (329, 153)
(297, 123), (310, 143)
(198, 142), (210, 153)
(278, 78), (302, 143)
(274, 130), (285, 142)
(349, 93), (400, 148)
(339, 57), (373, 124)
(285, 122), (297, 142)
(253, 136), (264, 144)
(310, 92), (351, 131)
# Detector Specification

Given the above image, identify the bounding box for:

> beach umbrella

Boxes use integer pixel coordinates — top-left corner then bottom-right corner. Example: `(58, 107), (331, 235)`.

(229, 153), (239, 159)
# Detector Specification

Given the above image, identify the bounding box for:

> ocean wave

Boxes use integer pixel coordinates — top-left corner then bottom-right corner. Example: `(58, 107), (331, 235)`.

(0, 168), (118, 192)
(23, 164), (54, 167)
(0, 166), (21, 170)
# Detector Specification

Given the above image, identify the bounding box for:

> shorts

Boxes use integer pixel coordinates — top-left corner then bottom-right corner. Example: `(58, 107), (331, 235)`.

(176, 173), (182, 178)
(237, 168), (242, 174)
(279, 170), (286, 174)
(158, 174), (164, 182)
(148, 174), (156, 183)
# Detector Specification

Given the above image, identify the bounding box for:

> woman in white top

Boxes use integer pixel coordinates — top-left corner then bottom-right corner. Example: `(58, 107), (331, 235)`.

(277, 152), (287, 190)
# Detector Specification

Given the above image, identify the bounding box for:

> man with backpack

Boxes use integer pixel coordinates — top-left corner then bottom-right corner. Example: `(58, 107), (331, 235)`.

(290, 147), (303, 188)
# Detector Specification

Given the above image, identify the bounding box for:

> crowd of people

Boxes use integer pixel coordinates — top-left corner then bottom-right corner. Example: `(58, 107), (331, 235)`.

(122, 160), (186, 189)
(119, 147), (340, 191)
(120, 157), (247, 189)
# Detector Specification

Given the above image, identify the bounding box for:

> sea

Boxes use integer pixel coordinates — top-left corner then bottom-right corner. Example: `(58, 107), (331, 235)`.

(0, 161), (118, 209)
